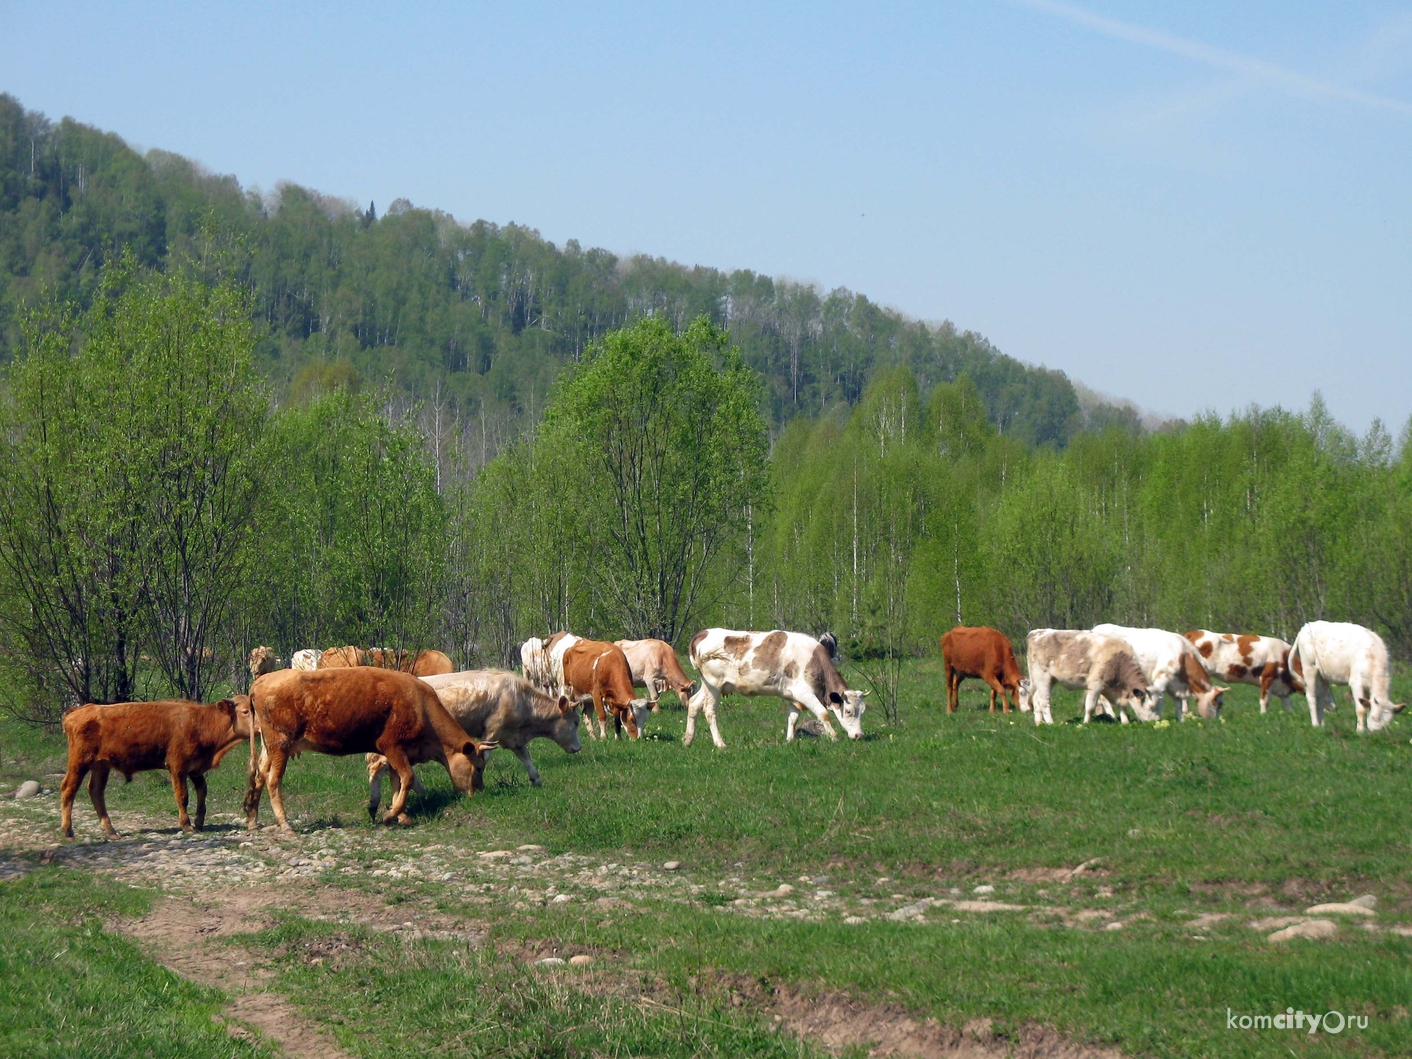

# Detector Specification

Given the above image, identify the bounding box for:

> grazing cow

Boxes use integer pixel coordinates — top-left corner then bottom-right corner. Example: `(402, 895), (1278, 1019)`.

(1092, 625), (1227, 721)
(368, 669), (580, 811)
(940, 626), (1025, 713)
(60, 696), (254, 838)
(318, 645), (365, 668)
(249, 646), (281, 679)
(243, 668), (496, 833)
(615, 638), (697, 711)
(1183, 630), (1303, 713)
(561, 639), (648, 740)
(1020, 629), (1152, 725)
(687, 629), (867, 747)
(1288, 621), (1405, 731)
(520, 637), (550, 692)
(290, 648), (323, 671)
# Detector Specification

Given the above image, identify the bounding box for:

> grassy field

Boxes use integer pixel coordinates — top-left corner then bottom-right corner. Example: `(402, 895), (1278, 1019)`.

(2, 658), (1411, 1057)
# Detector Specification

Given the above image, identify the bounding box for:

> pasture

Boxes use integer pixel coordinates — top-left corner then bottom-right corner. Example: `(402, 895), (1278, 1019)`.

(2, 659), (1411, 1058)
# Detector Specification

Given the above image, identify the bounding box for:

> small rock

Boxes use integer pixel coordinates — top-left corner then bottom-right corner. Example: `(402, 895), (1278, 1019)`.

(517, 844), (545, 851)
(1269, 919), (1337, 942)
(843, 915), (867, 925)
(663, 861), (681, 871)
(875, 877), (891, 885)
(774, 884), (794, 896)
(1305, 902), (1376, 916)
(972, 884), (994, 895)
(1349, 894), (1378, 909)
(537, 957), (566, 966)
(568, 954), (594, 966)
(814, 890), (835, 899)
(479, 850), (512, 859)
(1104, 921), (1125, 931)
(14, 781), (40, 800)
(888, 900), (932, 922)
(1127, 828), (1141, 837)
(552, 893), (573, 903)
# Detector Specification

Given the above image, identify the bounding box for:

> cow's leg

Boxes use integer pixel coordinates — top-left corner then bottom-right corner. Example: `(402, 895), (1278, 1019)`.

(1351, 676), (1370, 732)
(945, 667), (957, 713)
(59, 759), (89, 839)
(785, 702), (801, 742)
(684, 683), (717, 748)
(701, 687), (727, 749)
(1082, 689), (1098, 723)
(1031, 674), (1052, 725)
(88, 764), (118, 838)
(169, 769), (194, 832)
(378, 745), (417, 826)
(262, 746), (296, 834)
(1306, 669), (1324, 726)
(1258, 664), (1276, 714)
(367, 754), (390, 818)
(797, 693), (837, 740)
(985, 675), (1007, 713)
(591, 692), (610, 741)
(649, 679), (661, 713)
(512, 745), (543, 786)
(191, 773), (209, 831)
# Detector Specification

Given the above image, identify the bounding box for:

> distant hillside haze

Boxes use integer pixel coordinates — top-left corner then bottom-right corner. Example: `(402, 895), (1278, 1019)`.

(0, 93), (1134, 450)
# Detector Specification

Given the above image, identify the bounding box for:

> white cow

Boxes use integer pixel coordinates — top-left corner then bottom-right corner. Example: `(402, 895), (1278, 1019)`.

(1289, 621), (1404, 731)
(1021, 629), (1154, 725)
(542, 631), (580, 701)
(1092, 624), (1227, 721)
(1183, 630), (1302, 713)
(520, 637), (550, 693)
(687, 629), (867, 747)
(289, 649), (322, 671)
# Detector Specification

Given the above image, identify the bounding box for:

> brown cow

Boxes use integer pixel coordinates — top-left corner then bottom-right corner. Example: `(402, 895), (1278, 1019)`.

(562, 639), (649, 740)
(940, 626), (1024, 714)
(248, 646), (281, 679)
(60, 697), (255, 839)
(243, 667), (496, 833)
(615, 638), (697, 711)
(318, 645), (365, 668)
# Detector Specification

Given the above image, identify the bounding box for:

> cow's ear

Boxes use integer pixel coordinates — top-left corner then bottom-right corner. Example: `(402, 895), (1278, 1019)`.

(828, 691), (843, 705)
(558, 695), (572, 714)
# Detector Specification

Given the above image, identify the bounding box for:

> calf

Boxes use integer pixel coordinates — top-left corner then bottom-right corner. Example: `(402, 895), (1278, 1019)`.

(615, 638), (697, 711)
(562, 639), (648, 740)
(1289, 621), (1405, 731)
(60, 696), (254, 838)
(687, 629), (867, 747)
(1093, 625), (1227, 721)
(1183, 630), (1303, 713)
(1020, 629), (1152, 725)
(243, 667), (496, 833)
(368, 669), (580, 811)
(940, 626), (1025, 713)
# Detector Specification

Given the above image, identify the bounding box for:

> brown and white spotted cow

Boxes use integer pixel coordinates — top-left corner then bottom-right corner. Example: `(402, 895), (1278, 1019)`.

(687, 629), (867, 747)
(615, 638), (697, 711)
(1020, 629), (1153, 725)
(1183, 630), (1303, 713)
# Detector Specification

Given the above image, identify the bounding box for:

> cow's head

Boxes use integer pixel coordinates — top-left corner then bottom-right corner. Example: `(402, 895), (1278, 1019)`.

(1121, 685), (1160, 723)
(552, 694), (582, 753)
(1192, 684), (1228, 720)
(627, 698), (650, 739)
(1016, 678), (1032, 712)
(446, 738), (499, 794)
(1361, 698), (1405, 732)
(828, 689), (867, 739)
(216, 695), (256, 739)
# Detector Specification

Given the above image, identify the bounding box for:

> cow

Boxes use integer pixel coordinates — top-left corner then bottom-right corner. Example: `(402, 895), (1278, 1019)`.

(1183, 630), (1303, 713)
(940, 626), (1025, 713)
(365, 647), (456, 676)
(1020, 629), (1153, 725)
(1288, 621), (1405, 731)
(687, 629), (867, 747)
(561, 639), (648, 740)
(543, 631), (580, 699)
(60, 696), (255, 839)
(1092, 624), (1227, 721)
(520, 637), (551, 692)
(248, 646), (281, 679)
(367, 669), (580, 812)
(615, 638), (697, 711)
(290, 648), (323, 671)
(318, 645), (365, 668)
(243, 667), (496, 834)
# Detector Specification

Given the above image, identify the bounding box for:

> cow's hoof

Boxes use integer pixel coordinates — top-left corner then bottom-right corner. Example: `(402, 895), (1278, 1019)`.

(180, 822), (195, 833)
(396, 814), (413, 826)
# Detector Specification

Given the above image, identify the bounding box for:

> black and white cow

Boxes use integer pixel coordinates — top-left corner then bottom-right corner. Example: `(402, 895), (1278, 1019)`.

(686, 629), (867, 747)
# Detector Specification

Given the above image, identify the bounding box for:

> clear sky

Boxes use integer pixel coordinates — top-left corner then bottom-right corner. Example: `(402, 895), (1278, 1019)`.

(5, 0), (1410, 432)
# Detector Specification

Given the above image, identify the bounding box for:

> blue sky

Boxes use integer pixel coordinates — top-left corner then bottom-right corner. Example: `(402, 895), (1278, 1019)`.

(5, 0), (1410, 432)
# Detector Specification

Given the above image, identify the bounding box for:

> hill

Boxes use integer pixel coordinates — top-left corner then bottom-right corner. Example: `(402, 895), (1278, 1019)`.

(0, 92), (1112, 450)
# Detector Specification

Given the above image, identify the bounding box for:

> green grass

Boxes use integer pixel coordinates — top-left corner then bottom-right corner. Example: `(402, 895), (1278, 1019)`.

(4, 659), (1412, 1057)
(0, 871), (277, 1059)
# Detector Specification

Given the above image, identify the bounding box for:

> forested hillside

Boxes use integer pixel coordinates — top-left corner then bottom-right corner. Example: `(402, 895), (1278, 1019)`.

(0, 93), (1091, 453)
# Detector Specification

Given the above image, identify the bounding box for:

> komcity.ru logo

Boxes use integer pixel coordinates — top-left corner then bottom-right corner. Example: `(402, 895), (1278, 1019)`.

(1226, 1007), (1369, 1034)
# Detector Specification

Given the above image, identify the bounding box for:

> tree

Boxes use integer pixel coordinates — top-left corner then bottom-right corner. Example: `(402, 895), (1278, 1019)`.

(538, 316), (769, 642)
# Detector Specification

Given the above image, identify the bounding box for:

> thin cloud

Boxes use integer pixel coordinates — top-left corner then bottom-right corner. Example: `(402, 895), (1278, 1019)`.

(1011, 0), (1412, 116)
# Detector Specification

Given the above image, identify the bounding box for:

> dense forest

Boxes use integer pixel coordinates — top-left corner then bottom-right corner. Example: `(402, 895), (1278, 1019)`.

(0, 92), (1104, 459)
(0, 93), (1406, 725)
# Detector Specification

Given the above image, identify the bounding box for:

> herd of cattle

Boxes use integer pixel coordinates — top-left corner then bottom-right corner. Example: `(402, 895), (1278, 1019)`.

(56, 620), (1403, 838)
